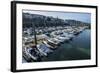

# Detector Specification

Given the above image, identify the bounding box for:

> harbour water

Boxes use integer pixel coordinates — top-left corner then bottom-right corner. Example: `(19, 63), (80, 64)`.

(41, 29), (91, 61)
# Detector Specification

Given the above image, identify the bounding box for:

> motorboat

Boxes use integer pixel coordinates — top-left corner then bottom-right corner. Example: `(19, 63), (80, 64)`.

(37, 44), (53, 56)
(43, 40), (58, 49)
(63, 33), (74, 39)
(47, 38), (60, 45)
(23, 46), (41, 62)
(56, 34), (70, 42)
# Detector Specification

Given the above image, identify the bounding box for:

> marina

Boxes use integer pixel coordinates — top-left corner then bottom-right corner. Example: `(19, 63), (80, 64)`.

(22, 26), (90, 63)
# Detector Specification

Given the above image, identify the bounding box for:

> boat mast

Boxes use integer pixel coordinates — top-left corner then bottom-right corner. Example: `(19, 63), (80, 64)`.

(31, 18), (37, 47)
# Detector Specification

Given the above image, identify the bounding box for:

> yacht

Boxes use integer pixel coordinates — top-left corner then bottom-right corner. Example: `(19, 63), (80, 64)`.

(47, 38), (60, 45)
(56, 34), (70, 42)
(37, 44), (53, 56)
(23, 46), (41, 62)
(43, 40), (58, 50)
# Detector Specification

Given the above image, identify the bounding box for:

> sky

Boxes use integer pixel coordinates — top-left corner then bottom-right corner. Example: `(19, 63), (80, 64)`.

(23, 10), (91, 23)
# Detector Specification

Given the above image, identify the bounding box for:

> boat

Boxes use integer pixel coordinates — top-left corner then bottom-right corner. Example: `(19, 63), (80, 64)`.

(63, 33), (74, 39)
(43, 40), (58, 49)
(50, 30), (63, 37)
(53, 37), (64, 43)
(56, 34), (70, 42)
(47, 38), (60, 45)
(37, 44), (53, 56)
(73, 29), (80, 35)
(23, 46), (41, 62)
(73, 27), (84, 35)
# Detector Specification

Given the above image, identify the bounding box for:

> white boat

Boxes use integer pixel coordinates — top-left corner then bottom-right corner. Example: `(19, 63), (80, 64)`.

(56, 34), (70, 42)
(43, 40), (58, 49)
(68, 30), (74, 34)
(73, 29), (80, 35)
(53, 37), (64, 43)
(23, 46), (40, 61)
(50, 30), (63, 37)
(37, 44), (53, 56)
(63, 33), (74, 39)
(47, 38), (60, 45)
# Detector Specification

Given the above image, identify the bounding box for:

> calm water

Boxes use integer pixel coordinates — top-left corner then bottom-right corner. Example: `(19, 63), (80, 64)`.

(41, 29), (91, 61)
